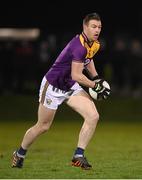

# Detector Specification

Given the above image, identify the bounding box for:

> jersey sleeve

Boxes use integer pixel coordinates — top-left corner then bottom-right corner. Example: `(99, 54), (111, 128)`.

(71, 40), (87, 63)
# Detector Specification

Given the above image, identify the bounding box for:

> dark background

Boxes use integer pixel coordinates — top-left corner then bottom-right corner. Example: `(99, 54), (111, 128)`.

(0, 3), (142, 178)
(0, 0), (142, 97)
(0, 1), (142, 33)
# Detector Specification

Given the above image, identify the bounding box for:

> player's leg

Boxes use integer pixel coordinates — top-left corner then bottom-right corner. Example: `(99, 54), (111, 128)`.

(66, 90), (99, 169)
(12, 103), (56, 168)
(67, 90), (99, 150)
(22, 104), (56, 149)
(12, 76), (58, 168)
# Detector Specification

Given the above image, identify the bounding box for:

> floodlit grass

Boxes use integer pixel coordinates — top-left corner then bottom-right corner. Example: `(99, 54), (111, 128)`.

(0, 95), (142, 178)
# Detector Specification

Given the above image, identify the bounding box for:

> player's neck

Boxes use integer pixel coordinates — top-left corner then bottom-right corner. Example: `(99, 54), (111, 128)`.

(82, 32), (93, 46)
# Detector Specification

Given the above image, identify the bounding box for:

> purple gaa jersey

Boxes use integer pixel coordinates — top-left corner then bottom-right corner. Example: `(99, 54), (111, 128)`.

(45, 33), (100, 91)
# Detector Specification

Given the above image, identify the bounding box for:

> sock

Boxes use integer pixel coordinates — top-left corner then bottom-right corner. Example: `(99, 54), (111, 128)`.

(17, 146), (27, 157)
(74, 147), (84, 157)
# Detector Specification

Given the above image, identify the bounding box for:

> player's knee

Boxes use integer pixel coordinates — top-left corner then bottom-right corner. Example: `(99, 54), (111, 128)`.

(95, 112), (99, 121)
(41, 124), (50, 132)
(87, 111), (99, 124)
(93, 111), (99, 122)
(36, 122), (51, 134)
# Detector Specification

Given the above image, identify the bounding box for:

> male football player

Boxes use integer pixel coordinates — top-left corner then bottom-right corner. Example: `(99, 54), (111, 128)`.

(12, 12), (109, 170)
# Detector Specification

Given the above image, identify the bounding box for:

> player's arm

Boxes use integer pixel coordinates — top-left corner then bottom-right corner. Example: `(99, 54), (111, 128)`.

(85, 59), (100, 80)
(71, 61), (108, 97)
(71, 61), (95, 88)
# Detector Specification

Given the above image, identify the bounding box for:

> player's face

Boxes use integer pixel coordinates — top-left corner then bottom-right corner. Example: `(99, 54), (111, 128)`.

(84, 19), (102, 41)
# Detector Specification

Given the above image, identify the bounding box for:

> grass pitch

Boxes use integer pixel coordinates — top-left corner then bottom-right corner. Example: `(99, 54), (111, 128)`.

(0, 95), (142, 179)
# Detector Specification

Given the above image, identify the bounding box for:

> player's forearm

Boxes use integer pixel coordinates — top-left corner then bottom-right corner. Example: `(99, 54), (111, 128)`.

(86, 60), (98, 78)
(72, 73), (95, 88)
(84, 67), (98, 80)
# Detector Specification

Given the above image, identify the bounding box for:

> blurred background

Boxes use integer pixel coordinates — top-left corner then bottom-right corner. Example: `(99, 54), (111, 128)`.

(0, 1), (142, 178)
(0, 1), (142, 98)
(0, 0), (142, 97)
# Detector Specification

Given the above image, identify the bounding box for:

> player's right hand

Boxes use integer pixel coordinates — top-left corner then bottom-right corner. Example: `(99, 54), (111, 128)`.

(93, 79), (104, 93)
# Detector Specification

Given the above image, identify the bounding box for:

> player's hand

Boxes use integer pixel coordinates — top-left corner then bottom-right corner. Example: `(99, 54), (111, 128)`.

(93, 79), (110, 99)
(93, 79), (104, 93)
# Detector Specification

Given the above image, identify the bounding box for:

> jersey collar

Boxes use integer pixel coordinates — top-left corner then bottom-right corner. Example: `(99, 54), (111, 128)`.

(81, 32), (93, 47)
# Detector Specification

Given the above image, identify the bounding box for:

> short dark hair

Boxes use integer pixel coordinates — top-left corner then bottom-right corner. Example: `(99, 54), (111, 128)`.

(83, 13), (101, 25)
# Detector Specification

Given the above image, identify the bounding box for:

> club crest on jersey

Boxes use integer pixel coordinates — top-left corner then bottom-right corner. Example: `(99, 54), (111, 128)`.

(84, 59), (91, 66)
(46, 98), (52, 105)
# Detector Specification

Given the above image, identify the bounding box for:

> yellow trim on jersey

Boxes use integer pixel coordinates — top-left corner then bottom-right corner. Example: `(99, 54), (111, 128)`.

(79, 34), (100, 59)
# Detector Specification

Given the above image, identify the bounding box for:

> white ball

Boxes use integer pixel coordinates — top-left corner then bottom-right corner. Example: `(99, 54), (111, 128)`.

(102, 80), (110, 89)
(89, 80), (110, 100)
